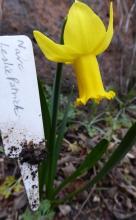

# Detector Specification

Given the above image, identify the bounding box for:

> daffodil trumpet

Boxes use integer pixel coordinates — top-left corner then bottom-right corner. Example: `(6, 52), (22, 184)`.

(34, 0), (115, 105)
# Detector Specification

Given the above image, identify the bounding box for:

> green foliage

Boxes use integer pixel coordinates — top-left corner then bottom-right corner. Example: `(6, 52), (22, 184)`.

(54, 139), (108, 196)
(44, 84), (77, 125)
(37, 53), (136, 212)
(58, 122), (136, 203)
(81, 112), (105, 138)
(94, 121), (136, 180)
(22, 200), (54, 220)
(0, 176), (22, 199)
(77, 95), (135, 141)
(38, 76), (136, 206)
(43, 85), (136, 141)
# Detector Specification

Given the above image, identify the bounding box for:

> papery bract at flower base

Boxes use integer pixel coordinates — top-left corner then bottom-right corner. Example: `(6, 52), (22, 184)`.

(34, 0), (115, 105)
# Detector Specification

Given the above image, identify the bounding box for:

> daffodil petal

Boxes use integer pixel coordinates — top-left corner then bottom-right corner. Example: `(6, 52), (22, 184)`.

(64, 0), (106, 54)
(94, 2), (113, 55)
(33, 31), (78, 63)
(73, 54), (115, 105)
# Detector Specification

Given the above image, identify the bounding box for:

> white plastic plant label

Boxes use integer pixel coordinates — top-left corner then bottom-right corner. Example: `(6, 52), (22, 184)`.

(0, 35), (45, 210)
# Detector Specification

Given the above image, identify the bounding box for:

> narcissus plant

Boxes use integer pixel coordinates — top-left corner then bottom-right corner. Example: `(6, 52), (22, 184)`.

(34, 0), (115, 105)
(28, 1), (136, 216)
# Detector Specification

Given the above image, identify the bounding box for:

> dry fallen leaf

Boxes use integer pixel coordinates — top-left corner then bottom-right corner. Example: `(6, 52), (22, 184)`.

(68, 142), (80, 153)
(62, 162), (76, 177)
(59, 204), (71, 216)
(64, 139), (80, 153)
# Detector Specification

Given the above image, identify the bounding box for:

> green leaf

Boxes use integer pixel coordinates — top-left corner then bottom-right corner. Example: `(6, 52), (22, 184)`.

(38, 79), (51, 142)
(38, 79), (51, 195)
(90, 121), (136, 185)
(54, 139), (108, 196)
(60, 122), (136, 203)
(39, 199), (51, 216)
(22, 209), (33, 220)
(45, 211), (55, 220)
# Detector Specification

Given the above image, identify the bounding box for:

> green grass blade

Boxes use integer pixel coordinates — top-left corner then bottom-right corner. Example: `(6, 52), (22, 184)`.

(38, 79), (51, 195)
(38, 79), (51, 142)
(54, 139), (108, 196)
(90, 121), (136, 185)
(59, 122), (136, 203)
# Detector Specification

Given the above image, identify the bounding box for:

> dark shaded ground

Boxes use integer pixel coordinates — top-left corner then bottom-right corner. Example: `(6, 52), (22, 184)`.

(1, 0), (136, 93)
(0, 0), (136, 219)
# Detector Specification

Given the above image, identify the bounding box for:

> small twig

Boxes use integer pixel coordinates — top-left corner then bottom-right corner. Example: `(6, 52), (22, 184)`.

(58, 154), (82, 166)
(15, 211), (18, 220)
(102, 195), (136, 220)
(117, 0), (124, 33)
(119, 54), (125, 94)
(12, 161), (19, 176)
(119, 183), (136, 199)
(128, 37), (136, 77)
(122, 0), (129, 15)
(74, 187), (95, 220)
(125, 0), (136, 33)
(0, 158), (5, 180)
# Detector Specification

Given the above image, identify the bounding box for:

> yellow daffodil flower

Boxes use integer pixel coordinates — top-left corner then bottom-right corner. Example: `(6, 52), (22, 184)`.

(34, 0), (115, 105)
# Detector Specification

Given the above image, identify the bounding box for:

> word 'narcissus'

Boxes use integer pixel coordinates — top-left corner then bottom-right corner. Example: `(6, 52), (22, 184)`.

(34, 0), (115, 105)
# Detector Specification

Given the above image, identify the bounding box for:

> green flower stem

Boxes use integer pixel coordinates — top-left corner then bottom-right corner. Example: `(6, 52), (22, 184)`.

(46, 19), (66, 199)
(46, 63), (63, 198)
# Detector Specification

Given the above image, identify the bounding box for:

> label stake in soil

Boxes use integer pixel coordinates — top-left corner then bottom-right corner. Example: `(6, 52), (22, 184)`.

(0, 36), (45, 211)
